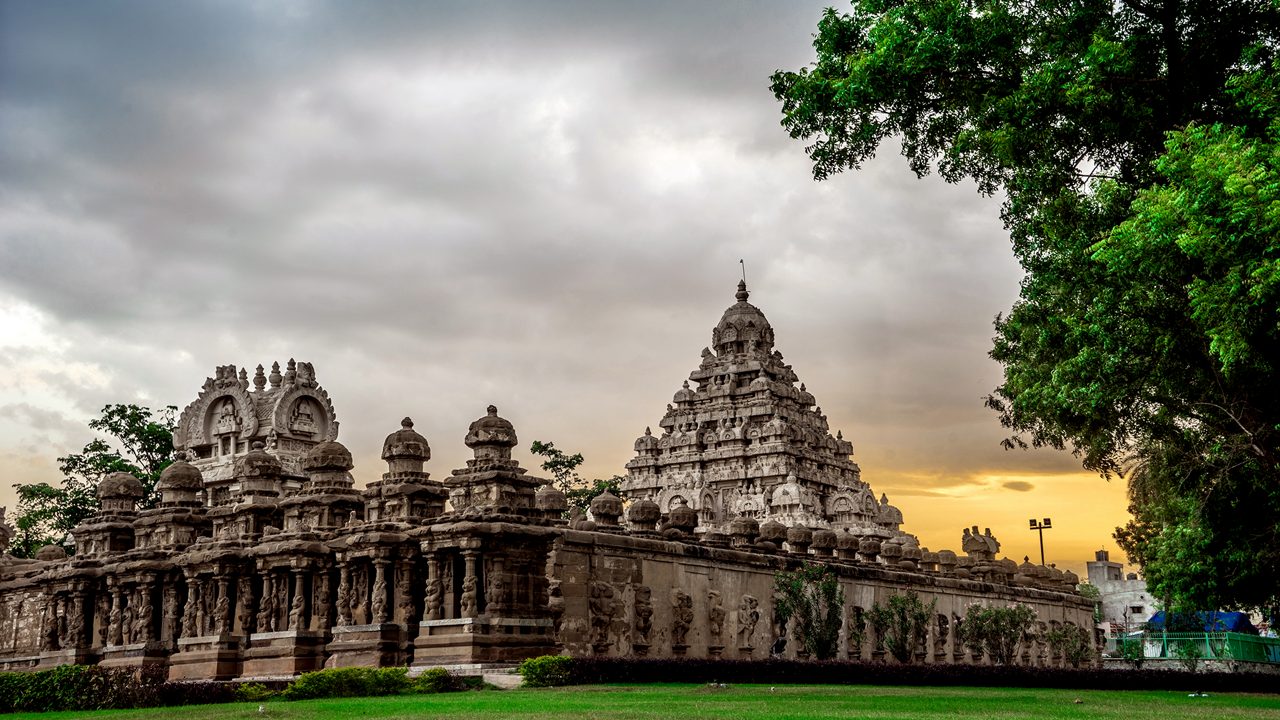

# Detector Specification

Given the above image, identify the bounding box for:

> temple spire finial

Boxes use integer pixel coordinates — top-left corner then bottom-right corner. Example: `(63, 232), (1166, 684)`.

(735, 279), (749, 303)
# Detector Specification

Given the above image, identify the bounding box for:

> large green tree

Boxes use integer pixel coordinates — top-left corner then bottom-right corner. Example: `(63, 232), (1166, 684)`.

(9, 404), (176, 557)
(772, 0), (1280, 612)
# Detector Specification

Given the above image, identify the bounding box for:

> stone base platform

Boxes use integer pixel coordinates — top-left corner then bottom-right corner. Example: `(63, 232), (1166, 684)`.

(168, 634), (244, 681)
(239, 629), (327, 680)
(412, 616), (555, 666)
(38, 648), (98, 668)
(325, 623), (404, 668)
(98, 642), (170, 672)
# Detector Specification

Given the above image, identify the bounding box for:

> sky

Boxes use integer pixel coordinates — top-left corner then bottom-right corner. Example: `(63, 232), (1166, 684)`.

(0, 0), (1133, 575)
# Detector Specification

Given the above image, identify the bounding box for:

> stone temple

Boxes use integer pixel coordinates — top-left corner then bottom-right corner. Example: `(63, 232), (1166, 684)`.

(0, 282), (1095, 677)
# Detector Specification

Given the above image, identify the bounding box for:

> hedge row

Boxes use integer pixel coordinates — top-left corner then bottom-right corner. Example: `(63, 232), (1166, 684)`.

(0, 665), (236, 713)
(0, 664), (477, 713)
(523, 656), (1280, 694)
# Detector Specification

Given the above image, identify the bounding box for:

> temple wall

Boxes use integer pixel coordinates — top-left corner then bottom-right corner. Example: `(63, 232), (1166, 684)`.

(0, 572), (47, 669)
(551, 529), (1095, 664)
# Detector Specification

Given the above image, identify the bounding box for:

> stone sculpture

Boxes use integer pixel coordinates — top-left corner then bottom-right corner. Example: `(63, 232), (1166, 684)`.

(632, 585), (653, 651)
(671, 589), (693, 650)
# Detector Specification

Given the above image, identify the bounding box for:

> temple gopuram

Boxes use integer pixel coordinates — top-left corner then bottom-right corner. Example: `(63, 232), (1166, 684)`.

(623, 280), (907, 538)
(0, 283), (1096, 678)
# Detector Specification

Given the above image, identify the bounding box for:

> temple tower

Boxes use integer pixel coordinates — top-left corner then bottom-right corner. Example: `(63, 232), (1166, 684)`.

(622, 280), (906, 536)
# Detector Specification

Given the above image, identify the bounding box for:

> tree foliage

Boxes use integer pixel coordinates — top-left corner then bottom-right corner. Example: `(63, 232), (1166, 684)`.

(868, 590), (935, 663)
(958, 603), (1037, 665)
(529, 440), (623, 514)
(9, 404), (175, 557)
(772, 0), (1280, 612)
(773, 563), (846, 660)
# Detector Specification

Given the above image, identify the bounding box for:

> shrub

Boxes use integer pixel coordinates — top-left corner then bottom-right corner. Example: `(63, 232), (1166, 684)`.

(1045, 624), (1095, 668)
(774, 563), (845, 660)
(518, 654), (575, 687)
(282, 667), (410, 701)
(415, 667), (466, 693)
(868, 591), (936, 663)
(234, 682), (278, 702)
(1174, 640), (1204, 673)
(1120, 637), (1146, 668)
(958, 604), (1036, 665)
(0, 664), (236, 712)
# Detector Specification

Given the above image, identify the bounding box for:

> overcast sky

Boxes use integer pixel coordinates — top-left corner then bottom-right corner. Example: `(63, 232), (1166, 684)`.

(0, 0), (1131, 573)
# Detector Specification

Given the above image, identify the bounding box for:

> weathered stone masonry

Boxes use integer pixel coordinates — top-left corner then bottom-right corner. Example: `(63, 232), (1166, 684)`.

(0, 283), (1094, 677)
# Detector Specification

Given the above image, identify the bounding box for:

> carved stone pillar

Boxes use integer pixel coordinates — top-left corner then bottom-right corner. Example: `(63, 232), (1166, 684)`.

(313, 570), (331, 632)
(288, 570), (307, 631)
(460, 551), (479, 618)
(423, 554), (442, 621)
(161, 584), (179, 644)
(336, 563), (352, 626)
(213, 576), (231, 635)
(236, 575), (255, 635)
(371, 559), (389, 624)
(182, 576), (200, 639)
(395, 560), (414, 626)
(108, 584), (124, 646)
(256, 572), (276, 634)
(133, 582), (154, 644)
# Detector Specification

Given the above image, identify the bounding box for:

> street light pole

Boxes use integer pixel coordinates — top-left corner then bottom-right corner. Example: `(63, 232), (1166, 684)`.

(1028, 517), (1052, 565)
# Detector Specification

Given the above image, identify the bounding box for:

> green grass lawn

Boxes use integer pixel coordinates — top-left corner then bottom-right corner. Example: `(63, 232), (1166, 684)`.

(12, 684), (1280, 720)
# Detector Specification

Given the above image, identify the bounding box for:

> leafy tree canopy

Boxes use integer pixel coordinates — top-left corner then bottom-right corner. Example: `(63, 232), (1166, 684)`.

(529, 440), (623, 515)
(9, 404), (176, 557)
(773, 0), (1280, 612)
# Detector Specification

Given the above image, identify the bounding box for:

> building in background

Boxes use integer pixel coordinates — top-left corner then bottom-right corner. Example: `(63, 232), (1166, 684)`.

(1086, 549), (1152, 632)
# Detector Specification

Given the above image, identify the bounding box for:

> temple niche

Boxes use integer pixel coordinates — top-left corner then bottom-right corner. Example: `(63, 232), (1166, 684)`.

(173, 359), (338, 502)
(622, 281), (908, 540)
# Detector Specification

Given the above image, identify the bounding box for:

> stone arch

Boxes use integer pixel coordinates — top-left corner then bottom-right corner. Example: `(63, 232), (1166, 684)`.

(271, 385), (338, 442)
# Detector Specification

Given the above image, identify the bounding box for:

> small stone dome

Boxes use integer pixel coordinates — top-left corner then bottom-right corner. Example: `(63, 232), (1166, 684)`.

(589, 491), (624, 524)
(234, 441), (283, 478)
(728, 515), (759, 539)
(382, 417), (430, 462)
(858, 537), (883, 556)
(157, 456), (203, 492)
(464, 405), (517, 449)
(836, 530), (860, 551)
(758, 519), (787, 543)
(302, 439), (354, 473)
(880, 541), (903, 561)
(535, 484), (569, 513)
(673, 381), (695, 404)
(627, 498), (661, 527)
(97, 471), (145, 500)
(1019, 556), (1038, 576)
(668, 501), (698, 532)
(901, 543), (922, 562)
(811, 528), (838, 550)
(786, 524), (813, 547)
(35, 545), (67, 561)
(937, 549), (957, 566)
(713, 280), (775, 354)
(633, 427), (660, 454)
(1063, 569), (1080, 586)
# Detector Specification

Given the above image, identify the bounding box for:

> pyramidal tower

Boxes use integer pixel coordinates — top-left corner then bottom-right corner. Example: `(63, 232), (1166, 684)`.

(622, 280), (907, 537)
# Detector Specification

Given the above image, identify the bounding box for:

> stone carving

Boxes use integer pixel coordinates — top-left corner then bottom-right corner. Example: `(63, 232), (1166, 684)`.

(314, 574), (332, 631)
(289, 584), (305, 631)
(737, 595), (760, 649)
(257, 578), (276, 634)
(96, 593), (110, 647)
(632, 585), (653, 650)
(589, 582), (615, 650)
(707, 590), (726, 640)
(161, 587), (179, 642)
(131, 592), (151, 643)
(670, 589), (693, 649)
(460, 573), (478, 619)
(67, 597), (85, 648)
(935, 613), (948, 658)
(848, 605), (866, 659)
(336, 568), (352, 626)
(961, 526), (1000, 560)
(952, 612), (966, 661)
(423, 568), (442, 622)
(213, 591), (230, 636)
(395, 567), (413, 624)
(236, 577), (255, 635)
(121, 600), (135, 645)
(371, 568), (388, 624)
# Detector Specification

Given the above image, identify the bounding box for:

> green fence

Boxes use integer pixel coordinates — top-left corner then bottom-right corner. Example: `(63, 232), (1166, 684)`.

(1112, 632), (1280, 665)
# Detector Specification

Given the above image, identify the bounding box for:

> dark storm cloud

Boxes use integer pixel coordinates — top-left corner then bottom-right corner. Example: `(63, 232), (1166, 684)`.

(0, 0), (1087, 528)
